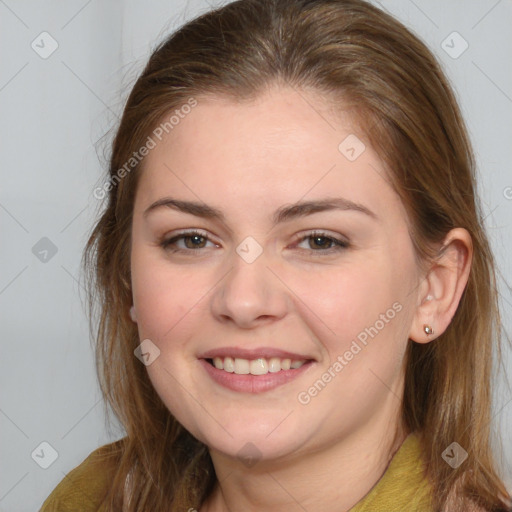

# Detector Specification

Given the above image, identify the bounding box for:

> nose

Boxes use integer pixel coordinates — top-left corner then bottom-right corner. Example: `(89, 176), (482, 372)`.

(210, 248), (289, 329)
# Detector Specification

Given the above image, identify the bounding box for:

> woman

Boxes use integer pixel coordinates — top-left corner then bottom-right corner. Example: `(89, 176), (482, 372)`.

(41, 0), (512, 510)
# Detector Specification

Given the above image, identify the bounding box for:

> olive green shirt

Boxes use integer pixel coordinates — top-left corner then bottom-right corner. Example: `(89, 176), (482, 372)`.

(40, 432), (432, 511)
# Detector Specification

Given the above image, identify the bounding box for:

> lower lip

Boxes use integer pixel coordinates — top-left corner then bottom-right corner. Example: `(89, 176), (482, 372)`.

(199, 359), (315, 393)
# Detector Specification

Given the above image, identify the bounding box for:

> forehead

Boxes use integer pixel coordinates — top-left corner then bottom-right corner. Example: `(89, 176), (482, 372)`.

(157, 87), (357, 168)
(135, 86), (400, 223)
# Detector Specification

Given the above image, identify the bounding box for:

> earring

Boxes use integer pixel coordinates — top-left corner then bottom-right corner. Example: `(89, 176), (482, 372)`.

(129, 306), (137, 322)
(423, 324), (434, 335)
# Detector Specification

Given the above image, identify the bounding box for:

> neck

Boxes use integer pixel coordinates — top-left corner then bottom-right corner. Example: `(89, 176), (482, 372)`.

(200, 414), (409, 512)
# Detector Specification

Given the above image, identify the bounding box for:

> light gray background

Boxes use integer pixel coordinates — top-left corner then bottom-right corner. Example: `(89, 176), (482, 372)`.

(0, 1), (511, 510)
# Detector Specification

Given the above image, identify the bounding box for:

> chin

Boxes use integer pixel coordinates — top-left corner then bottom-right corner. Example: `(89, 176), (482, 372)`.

(193, 414), (311, 464)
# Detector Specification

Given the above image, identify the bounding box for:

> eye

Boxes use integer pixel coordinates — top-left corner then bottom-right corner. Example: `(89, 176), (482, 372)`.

(159, 229), (349, 257)
(294, 231), (349, 255)
(160, 230), (218, 254)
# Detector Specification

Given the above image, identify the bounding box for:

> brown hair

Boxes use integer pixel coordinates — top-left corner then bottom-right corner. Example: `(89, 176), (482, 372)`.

(83, 0), (512, 510)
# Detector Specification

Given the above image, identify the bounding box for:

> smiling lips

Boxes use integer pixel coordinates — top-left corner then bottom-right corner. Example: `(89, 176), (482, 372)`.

(198, 346), (315, 390)
(208, 356), (307, 375)
(199, 346), (314, 375)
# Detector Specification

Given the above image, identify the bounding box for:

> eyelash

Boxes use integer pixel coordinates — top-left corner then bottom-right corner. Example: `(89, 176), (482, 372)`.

(159, 230), (349, 257)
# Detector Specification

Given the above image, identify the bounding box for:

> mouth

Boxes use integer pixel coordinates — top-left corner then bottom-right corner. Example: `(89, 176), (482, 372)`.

(203, 356), (313, 375)
(198, 354), (316, 394)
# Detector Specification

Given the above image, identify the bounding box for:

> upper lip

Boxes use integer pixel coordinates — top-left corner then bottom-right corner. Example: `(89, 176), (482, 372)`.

(198, 346), (315, 361)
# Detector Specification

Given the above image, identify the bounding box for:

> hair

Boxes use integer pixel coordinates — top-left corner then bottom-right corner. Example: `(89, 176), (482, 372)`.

(82, 0), (512, 510)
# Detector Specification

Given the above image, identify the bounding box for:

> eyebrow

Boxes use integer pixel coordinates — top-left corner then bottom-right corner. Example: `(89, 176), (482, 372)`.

(143, 196), (378, 225)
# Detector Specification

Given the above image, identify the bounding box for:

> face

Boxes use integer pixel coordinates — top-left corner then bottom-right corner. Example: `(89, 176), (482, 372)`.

(130, 85), (421, 464)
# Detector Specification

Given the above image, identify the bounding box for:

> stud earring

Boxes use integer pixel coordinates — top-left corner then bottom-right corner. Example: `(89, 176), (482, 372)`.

(423, 324), (434, 335)
(129, 306), (137, 322)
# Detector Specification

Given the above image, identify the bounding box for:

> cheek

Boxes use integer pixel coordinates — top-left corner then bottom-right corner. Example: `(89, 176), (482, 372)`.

(296, 258), (397, 338)
(131, 247), (196, 340)
(131, 247), (224, 365)
(294, 252), (413, 384)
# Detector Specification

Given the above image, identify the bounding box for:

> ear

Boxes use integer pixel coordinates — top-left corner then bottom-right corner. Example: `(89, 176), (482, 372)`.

(409, 228), (473, 344)
(129, 305), (138, 323)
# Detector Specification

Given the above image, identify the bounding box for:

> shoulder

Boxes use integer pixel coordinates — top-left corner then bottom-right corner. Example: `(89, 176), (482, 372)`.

(39, 437), (125, 512)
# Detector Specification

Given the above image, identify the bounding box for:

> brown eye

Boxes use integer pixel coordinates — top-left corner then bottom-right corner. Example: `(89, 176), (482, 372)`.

(295, 231), (349, 255)
(308, 235), (336, 250)
(160, 230), (216, 253)
(182, 234), (208, 249)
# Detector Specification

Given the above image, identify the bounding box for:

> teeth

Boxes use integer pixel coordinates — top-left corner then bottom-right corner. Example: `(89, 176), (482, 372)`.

(250, 358), (268, 375)
(211, 356), (307, 375)
(268, 357), (281, 373)
(223, 357), (234, 372)
(234, 358), (250, 374)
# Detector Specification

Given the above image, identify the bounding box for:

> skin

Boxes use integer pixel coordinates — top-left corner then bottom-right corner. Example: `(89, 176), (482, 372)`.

(129, 84), (472, 512)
